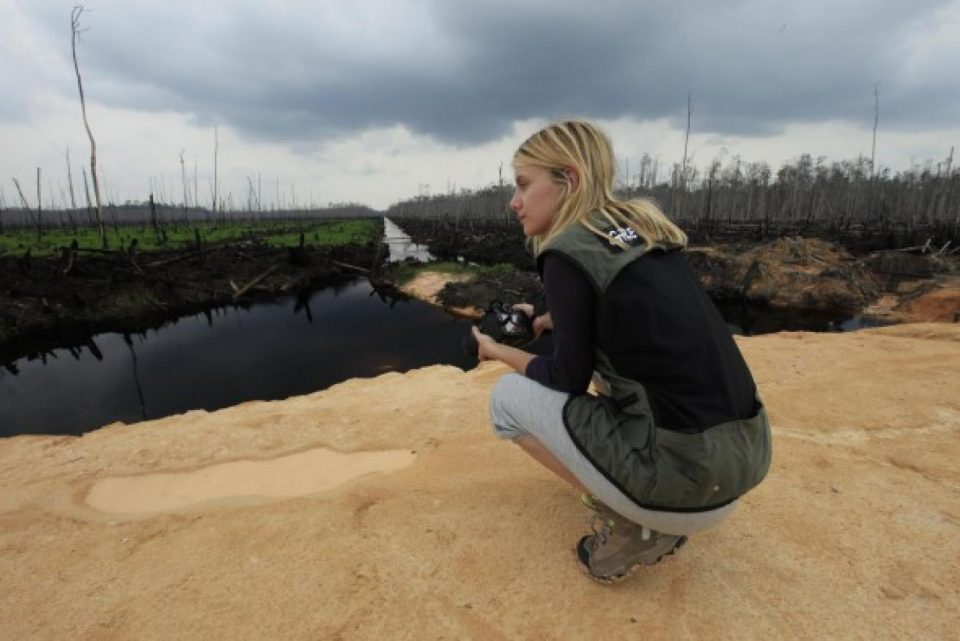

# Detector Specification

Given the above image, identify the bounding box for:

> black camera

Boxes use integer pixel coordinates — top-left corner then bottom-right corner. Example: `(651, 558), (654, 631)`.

(463, 300), (535, 359)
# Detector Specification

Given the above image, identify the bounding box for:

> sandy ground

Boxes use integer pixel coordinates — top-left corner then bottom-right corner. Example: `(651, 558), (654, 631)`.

(2, 323), (959, 640)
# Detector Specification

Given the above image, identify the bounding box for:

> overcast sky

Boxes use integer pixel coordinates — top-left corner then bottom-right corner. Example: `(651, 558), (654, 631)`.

(2, 0), (958, 211)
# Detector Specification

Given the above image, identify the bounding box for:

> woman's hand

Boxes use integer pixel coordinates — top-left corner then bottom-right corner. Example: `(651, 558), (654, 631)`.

(512, 303), (552, 339)
(472, 326), (498, 362)
(533, 311), (552, 336)
(472, 324), (536, 373)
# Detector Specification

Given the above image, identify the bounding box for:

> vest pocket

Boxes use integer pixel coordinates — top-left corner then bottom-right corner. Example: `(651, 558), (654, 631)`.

(564, 395), (657, 502)
(647, 430), (713, 506)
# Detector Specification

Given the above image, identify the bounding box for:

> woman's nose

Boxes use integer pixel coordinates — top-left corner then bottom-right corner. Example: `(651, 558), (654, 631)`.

(509, 192), (521, 211)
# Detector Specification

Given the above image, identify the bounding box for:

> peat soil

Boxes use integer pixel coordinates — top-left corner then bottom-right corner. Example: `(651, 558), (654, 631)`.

(394, 216), (959, 323)
(0, 238), (387, 366)
(6, 218), (956, 367)
(395, 216), (959, 260)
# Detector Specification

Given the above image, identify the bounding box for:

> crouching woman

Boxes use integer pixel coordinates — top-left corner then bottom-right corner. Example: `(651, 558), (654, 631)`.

(473, 120), (771, 584)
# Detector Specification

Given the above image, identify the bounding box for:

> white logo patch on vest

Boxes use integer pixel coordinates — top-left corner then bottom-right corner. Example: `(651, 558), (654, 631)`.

(603, 226), (641, 252)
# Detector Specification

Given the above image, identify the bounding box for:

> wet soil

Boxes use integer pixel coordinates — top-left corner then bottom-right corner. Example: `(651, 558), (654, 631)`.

(0, 239), (383, 366)
(433, 270), (543, 315)
(393, 217), (959, 323)
(394, 216), (960, 269)
(5, 219), (956, 368)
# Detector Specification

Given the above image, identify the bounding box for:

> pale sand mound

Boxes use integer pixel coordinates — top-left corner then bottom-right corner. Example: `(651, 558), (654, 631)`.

(1, 324), (959, 639)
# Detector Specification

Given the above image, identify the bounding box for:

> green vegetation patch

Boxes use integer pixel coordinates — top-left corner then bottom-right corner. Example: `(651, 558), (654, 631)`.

(0, 218), (382, 256)
(260, 219), (380, 247)
(390, 260), (515, 285)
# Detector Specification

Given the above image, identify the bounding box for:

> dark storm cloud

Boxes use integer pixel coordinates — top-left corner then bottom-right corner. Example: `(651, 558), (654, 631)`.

(17, 0), (960, 145)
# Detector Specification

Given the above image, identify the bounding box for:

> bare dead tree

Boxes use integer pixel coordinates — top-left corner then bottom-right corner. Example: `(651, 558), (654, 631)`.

(943, 146), (955, 224)
(12, 177), (37, 228)
(179, 149), (188, 217)
(246, 175), (258, 212)
(682, 91), (692, 188)
(81, 167), (93, 225)
(35, 167), (43, 240)
(212, 125), (219, 216)
(871, 82), (879, 177)
(65, 144), (77, 209)
(206, 178), (215, 220)
(156, 172), (167, 204)
(71, 5), (105, 246)
(149, 192), (160, 242)
(192, 156), (198, 209)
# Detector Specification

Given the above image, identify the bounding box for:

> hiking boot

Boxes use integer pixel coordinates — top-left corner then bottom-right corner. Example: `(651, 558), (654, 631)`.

(576, 495), (687, 584)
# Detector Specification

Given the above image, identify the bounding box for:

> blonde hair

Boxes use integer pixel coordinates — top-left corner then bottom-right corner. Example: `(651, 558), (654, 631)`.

(513, 120), (687, 255)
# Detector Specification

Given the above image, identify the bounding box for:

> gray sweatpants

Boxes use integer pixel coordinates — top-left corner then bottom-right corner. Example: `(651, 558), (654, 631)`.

(489, 372), (738, 536)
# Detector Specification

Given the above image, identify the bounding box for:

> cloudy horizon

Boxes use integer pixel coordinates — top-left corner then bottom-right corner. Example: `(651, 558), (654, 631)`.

(1, 0), (958, 212)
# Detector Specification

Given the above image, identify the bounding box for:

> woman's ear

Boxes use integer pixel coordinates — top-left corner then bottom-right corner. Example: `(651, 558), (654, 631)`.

(564, 167), (580, 192)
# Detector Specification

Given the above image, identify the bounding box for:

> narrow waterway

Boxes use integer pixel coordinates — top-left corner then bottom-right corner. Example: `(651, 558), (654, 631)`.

(0, 219), (460, 437)
(383, 217), (433, 262)
(0, 278), (475, 437)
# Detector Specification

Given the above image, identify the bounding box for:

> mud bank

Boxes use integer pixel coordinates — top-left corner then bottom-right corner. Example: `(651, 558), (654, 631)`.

(1, 323), (958, 639)
(393, 235), (959, 326)
(0, 240), (381, 365)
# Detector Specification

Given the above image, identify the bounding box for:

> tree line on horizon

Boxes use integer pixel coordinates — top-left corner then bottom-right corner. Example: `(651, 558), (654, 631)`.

(2, 151), (957, 241)
(387, 151), (959, 234)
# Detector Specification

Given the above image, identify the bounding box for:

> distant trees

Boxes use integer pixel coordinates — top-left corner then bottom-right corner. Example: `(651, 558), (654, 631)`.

(386, 152), (959, 249)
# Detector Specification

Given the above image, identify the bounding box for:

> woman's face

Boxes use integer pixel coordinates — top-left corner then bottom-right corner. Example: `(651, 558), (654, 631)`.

(510, 164), (565, 237)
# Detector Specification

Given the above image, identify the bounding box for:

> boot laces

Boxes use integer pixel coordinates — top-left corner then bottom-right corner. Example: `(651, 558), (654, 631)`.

(581, 494), (652, 548)
(581, 494), (616, 546)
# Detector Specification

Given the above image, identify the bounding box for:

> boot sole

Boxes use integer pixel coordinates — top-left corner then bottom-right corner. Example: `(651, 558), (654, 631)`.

(574, 535), (688, 585)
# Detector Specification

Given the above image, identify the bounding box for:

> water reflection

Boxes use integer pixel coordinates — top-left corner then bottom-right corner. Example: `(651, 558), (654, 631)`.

(0, 278), (473, 437)
(123, 333), (148, 422)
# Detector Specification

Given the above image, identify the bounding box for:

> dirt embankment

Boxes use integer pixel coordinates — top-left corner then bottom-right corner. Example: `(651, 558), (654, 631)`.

(399, 236), (959, 326)
(7, 225), (957, 366)
(0, 323), (958, 639)
(0, 240), (382, 366)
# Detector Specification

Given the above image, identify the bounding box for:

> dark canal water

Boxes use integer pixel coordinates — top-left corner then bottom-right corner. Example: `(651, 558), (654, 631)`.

(0, 286), (884, 438)
(0, 278), (479, 437)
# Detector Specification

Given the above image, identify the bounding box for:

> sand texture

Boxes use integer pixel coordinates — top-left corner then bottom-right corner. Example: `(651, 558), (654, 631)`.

(1, 324), (959, 640)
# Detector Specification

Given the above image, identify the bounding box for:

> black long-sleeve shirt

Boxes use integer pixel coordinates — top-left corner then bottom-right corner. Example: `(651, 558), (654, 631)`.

(525, 254), (596, 394)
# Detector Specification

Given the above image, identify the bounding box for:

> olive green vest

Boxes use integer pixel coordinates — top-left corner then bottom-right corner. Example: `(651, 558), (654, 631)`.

(540, 217), (772, 512)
